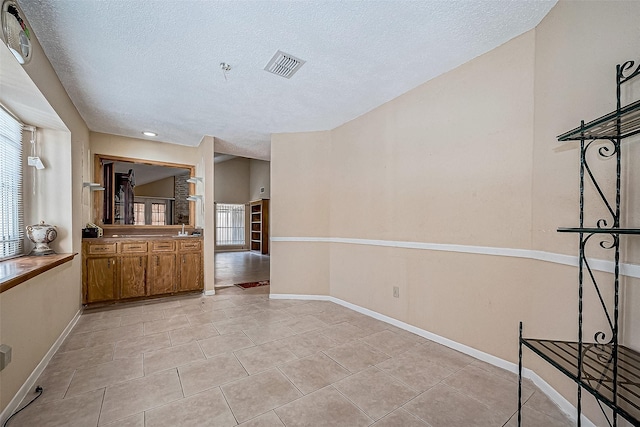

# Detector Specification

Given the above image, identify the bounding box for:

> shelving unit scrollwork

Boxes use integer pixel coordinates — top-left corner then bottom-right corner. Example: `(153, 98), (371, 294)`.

(518, 59), (640, 427)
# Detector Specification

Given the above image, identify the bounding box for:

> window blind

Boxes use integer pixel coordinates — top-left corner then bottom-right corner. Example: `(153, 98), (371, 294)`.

(0, 106), (24, 260)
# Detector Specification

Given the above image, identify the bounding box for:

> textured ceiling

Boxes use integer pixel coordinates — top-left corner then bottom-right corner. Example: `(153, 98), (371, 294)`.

(17, 0), (556, 160)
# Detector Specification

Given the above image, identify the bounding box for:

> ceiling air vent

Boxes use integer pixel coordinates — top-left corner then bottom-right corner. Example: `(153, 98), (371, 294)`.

(264, 50), (306, 79)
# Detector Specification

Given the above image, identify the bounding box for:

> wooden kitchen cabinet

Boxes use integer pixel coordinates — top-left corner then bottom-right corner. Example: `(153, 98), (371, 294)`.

(82, 236), (203, 305)
(178, 252), (202, 292)
(177, 239), (203, 292)
(149, 253), (176, 295)
(119, 255), (147, 299)
(85, 256), (117, 303)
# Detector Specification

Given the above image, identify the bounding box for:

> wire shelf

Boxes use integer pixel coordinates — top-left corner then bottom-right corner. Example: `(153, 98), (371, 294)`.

(521, 339), (640, 425)
(558, 99), (640, 141)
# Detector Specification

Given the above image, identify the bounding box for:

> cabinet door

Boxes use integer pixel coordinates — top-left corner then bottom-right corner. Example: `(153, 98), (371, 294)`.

(178, 252), (202, 292)
(119, 256), (147, 299)
(149, 254), (176, 295)
(86, 257), (117, 303)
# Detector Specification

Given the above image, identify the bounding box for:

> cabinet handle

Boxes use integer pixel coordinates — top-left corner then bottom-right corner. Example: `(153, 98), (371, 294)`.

(139, 258), (142, 267)
(107, 259), (111, 269)
(129, 246), (142, 249)
(156, 257), (159, 266)
(182, 255), (185, 264)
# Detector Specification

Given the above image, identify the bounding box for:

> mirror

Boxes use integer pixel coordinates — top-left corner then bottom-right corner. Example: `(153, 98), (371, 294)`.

(95, 155), (195, 226)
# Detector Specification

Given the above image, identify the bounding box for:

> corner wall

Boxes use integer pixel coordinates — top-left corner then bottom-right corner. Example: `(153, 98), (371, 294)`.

(0, 8), (90, 418)
(270, 2), (640, 424)
(249, 159), (270, 201)
(215, 157), (251, 204)
(271, 131), (331, 295)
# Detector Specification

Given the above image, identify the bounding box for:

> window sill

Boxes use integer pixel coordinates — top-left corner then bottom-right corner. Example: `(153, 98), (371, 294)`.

(0, 253), (77, 294)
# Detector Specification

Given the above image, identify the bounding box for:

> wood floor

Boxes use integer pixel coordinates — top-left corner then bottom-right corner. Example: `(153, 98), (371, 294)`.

(214, 251), (270, 288)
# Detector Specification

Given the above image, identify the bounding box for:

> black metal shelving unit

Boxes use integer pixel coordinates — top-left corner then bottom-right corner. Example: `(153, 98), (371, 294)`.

(518, 59), (640, 427)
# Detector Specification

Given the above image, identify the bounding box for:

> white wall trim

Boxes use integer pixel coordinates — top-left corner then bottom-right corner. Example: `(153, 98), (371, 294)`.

(270, 293), (595, 426)
(0, 309), (82, 425)
(204, 290), (216, 296)
(271, 236), (640, 279)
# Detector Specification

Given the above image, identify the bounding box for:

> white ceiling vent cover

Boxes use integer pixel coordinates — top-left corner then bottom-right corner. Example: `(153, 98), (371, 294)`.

(264, 50), (306, 79)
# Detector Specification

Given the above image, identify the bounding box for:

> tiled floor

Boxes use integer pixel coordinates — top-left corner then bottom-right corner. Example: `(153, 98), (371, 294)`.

(215, 251), (270, 287)
(8, 286), (573, 426)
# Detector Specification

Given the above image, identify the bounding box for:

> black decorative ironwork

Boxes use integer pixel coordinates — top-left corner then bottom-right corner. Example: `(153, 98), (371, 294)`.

(518, 58), (640, 427)
(618, 60), (640, 85)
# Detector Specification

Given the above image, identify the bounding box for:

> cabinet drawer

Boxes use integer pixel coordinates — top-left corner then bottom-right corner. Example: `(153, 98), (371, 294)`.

(151, 241), (175, 252)
(87, 243), (117, 254)
(120, 242), (148, 253)
(179, 240), (201, 251)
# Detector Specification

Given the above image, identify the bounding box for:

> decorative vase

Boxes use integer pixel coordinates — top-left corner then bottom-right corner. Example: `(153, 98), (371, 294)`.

(26, 220), (57, 256)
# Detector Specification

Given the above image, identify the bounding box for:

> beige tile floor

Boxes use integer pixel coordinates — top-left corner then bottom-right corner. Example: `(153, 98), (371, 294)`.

(8, 285), (573, 426)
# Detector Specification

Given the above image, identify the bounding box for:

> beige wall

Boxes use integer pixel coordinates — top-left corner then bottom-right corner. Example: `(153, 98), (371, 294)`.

(91, 132), (201, 173)
(331, 31), (534, 246)
(249, 159), (270, 201)
(271, 2), (640, 423)
(214, 157), (270, 203)
(0, 7), (89, 417)
(135, 176), (175, 198)
(271, 131), (331, 293)
(214, 157), (250, 204)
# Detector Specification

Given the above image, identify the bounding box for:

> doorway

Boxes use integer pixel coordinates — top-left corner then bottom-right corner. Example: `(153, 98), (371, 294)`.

(213, 153), (270, 288)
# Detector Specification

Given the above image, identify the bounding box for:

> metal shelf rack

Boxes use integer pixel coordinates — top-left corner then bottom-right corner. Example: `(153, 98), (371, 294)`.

(518, 59), (640, 427)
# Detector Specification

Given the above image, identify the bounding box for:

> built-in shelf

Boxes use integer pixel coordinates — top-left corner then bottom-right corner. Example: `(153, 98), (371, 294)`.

(82, 182), (105, 191)
(249, 199), (269, 255)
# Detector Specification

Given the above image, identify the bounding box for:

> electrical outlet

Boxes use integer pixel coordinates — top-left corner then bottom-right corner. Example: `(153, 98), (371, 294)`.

(0, 344), (12, 371)
(393, 286), (399, 298)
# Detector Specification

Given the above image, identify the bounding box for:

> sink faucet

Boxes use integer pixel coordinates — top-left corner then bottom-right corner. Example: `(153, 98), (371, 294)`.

(178, 224), (188, 236)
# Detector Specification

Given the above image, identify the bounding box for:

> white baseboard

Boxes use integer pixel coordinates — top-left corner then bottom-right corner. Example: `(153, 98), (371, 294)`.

(204, 290), (216, 296)
(0, 309), (82, 425)
(270, 293), (330, 301)
(525, 370), (596, 427)
(270, 292), (595, 426)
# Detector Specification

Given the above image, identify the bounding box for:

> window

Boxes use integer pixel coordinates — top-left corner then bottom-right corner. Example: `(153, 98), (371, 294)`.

(151, 203), (166, 226)
(132, 198), (173, 225)
(0, 106), (24, 260)
(216, 203), (245, 246)
(133, 202), (145, 225)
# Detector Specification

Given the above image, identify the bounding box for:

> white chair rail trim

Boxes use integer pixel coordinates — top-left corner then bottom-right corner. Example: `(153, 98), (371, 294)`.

(271, 236), (640, 279)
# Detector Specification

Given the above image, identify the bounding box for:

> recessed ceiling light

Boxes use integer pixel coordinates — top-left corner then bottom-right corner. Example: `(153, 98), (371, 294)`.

(142, 131), (157, 137)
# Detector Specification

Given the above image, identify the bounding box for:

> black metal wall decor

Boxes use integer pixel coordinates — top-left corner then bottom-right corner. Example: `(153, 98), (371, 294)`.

(518, 60), (640, 427)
